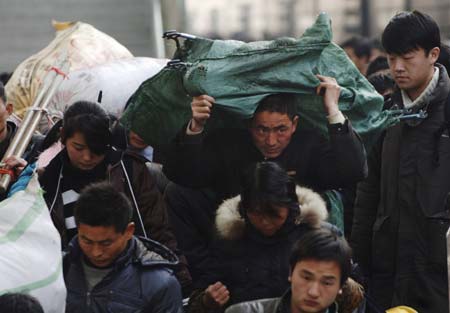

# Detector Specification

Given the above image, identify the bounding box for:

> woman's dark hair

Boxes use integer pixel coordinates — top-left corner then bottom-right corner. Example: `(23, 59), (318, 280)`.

(0, 293), (44, 313)
(382, 10), (440, 56)
(289, 227), (352, 286)
(239, 161), (298, 217)
(61, 101), (111, 155)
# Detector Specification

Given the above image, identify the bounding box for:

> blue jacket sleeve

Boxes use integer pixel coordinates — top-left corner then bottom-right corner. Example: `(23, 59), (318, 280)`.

(8, 162), (37, 197)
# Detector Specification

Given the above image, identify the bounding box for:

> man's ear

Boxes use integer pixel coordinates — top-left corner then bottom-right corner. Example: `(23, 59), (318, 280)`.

(292, 116), (299, 130)
(5, 103), (13, 115)
(288, 265), (293, 282)
(430, 47), (440, 64)
(125, 222), (135, 240)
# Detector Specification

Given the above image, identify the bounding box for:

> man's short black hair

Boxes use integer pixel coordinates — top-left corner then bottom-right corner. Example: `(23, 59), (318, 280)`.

(254, 93), (298, 121)
(61, 101), (112, 155)
(341, 36), (373, 59)
(0, 293), (44, 313)
(289, 227), (352, 286)
(74, 182), (133, 233)
(0, 82), (6, 104)
(382, 10), (440, 55)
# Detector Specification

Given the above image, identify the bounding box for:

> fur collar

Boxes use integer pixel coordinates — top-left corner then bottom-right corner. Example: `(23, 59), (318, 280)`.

(216, 186), (328, 240)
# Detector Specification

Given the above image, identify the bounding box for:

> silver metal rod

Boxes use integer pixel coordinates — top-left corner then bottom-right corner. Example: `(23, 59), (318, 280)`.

(0, 62), (68, 193)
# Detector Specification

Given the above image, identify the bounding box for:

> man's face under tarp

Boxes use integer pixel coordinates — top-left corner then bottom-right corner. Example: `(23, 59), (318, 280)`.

(249, 111), (298, 159)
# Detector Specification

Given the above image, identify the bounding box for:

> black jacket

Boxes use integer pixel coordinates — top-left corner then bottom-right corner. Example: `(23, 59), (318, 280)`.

(64, 236), (183, 313)
(163, 121), (367, 200)
(188, 186), (331, 312)
(351, 64), (450, 312)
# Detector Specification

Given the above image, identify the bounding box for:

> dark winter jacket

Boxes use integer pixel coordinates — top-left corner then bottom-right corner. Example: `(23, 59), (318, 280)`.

(39, 148), (192, 293)
(188, 186), (330, 312)
(224, 289), (338, 313)
(163, 120), (367, 200)
(351, 64), (450, 312)
(64, 236), (183, 313)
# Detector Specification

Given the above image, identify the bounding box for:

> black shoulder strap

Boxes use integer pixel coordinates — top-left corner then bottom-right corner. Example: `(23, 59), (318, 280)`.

(123, 154), (134, 183)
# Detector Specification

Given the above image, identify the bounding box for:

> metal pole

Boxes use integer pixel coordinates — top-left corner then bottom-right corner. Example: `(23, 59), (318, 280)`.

(361, 0), (371, 37)
(405, 0), (413, 11)
(0, 62), (68, 193)
(149, 0), (166, 58)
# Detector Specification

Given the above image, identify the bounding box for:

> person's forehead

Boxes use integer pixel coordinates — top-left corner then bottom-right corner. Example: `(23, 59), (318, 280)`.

(388, 47), (426, 57)
(295, 258), (341, 278)
(78, 224), (122, 241)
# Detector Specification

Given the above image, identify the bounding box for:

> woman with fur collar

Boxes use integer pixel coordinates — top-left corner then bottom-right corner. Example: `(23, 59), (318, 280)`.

(188, 162), (362, 313)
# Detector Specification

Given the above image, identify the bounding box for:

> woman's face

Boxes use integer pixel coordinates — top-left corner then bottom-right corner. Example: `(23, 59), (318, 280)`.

(247, 206), (289, 236)
(65, 131), (105, 171)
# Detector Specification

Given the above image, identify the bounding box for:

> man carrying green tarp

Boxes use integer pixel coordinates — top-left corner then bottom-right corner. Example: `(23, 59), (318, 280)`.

(121, 13), (390, 283)
(163, 75), (367, 284)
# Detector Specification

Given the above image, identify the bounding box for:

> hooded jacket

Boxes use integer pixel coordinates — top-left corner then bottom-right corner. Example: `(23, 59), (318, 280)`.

(188, 186), (331, 312)
(64, 236), (183, 313)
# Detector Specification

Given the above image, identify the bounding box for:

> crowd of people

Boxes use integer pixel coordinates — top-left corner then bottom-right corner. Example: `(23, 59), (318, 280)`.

(0, 9), (449, 313)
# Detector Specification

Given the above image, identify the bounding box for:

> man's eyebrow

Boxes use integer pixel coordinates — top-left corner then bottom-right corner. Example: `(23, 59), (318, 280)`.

(80, 235), (92, 241)
(300, 269), (314, 276)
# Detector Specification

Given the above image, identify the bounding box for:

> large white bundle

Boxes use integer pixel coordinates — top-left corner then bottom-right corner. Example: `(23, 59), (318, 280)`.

(47, 57), (168, 120)
(6, 21), (133, 118)
(0, 174), (66, 313)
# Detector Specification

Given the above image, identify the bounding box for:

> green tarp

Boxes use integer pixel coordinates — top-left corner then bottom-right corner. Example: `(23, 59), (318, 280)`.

(121, 12), (397, 148)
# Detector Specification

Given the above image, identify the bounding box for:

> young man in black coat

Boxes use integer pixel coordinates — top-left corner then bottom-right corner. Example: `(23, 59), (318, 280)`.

(351, 11), (450, 312)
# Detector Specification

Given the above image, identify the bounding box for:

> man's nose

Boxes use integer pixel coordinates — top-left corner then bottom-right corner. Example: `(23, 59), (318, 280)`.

(82, 151), (93, 161)
(307, 282), (320, 298)
(266, 131), (277, 146)
(392, 59), (405, 73)
(91, 245), (103, 258)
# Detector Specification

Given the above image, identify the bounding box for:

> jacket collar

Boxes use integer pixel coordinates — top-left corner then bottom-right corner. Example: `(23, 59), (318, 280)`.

(215, 186), (328, 240)
(276, 289), (338, 313)
(65, 235), (179, 272)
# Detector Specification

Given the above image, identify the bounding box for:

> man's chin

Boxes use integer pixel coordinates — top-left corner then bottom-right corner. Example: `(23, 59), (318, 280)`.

(263, 151), (282, 159)
(90, 260), (112, 268)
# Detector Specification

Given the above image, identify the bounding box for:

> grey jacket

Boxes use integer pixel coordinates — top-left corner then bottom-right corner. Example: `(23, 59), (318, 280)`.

(224, 290), (338, 313)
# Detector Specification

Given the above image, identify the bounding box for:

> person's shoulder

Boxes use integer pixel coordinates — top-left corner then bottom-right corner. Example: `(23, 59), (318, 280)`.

(138, 264), (181, 297)
(122, 149), (148, 164)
